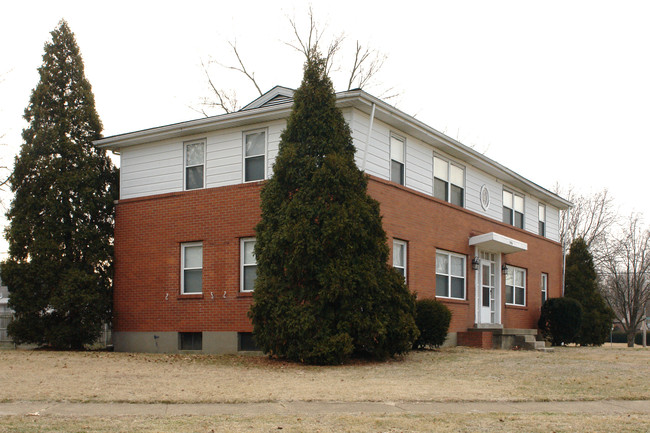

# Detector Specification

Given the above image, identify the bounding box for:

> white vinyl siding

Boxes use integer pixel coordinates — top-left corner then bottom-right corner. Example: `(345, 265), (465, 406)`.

(464, 167), (502, 220)
(117, 106), (567, 238)
(404, 137), (433, 195)
(120, 139), (183, 199)
(119, 121), (285, 200)
(350, 111), (390, 179)
(545, 205), (560, 242)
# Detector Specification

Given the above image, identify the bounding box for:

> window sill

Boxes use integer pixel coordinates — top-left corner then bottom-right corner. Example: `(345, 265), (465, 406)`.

(177, 293), (204, 300)
(238, 291), (254, 298)
(435, 296), (469, 305)
(505, 303), (527, 310)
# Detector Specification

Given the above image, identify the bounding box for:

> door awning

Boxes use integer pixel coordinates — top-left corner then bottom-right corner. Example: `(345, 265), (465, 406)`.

(469, 232), (527, 254)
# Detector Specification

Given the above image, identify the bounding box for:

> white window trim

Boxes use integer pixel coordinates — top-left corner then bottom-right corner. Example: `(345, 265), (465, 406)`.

(505, 266), (526, 306)
(181, 242), (203, 294)
(538, 203), (546, 237)
(240, 237), (257, 292)
(183, 139), (207, 191)
(389, 133), (406, 185)
(503, 189), (525, 229)
(435, 249), (466, 300)
(433, 154), (466, 207)
(242, 128), (268, 183)
(393, 239), (407, 284)
(541, 273), (548, 305)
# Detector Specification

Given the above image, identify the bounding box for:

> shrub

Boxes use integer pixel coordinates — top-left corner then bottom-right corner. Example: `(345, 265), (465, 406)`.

(413, 299), (452, 349)
(248, 53), (418, 364)
(538, 297), (583, 346)
(564, 238), (614, 345)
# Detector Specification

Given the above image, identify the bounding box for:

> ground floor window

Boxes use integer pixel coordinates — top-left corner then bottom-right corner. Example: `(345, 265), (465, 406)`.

(541, 273), (548, 305)
(241, 238), (257, 292)
(436, 250), (466, 299)
(181, 242), (202, 294)
(505, 266), (526, 306)
(393, 239), (407, 283)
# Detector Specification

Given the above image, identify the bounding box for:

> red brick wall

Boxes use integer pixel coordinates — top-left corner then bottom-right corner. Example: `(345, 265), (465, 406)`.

(113, 176), (563, 335)
(368, 177), (563, 333)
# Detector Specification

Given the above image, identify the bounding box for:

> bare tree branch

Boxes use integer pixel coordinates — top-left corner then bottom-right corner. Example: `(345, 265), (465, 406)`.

(555, 185), (617, 262)
(199, 59), (238, 114)
(214, 41), (263, 97)
(285, 6), (343, 73)
(347, 41), (386, 91)
(601, 214), (650, 346)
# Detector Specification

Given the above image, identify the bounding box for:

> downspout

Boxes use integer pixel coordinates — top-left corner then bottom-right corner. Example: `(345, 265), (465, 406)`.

(561, 207), (570, 297)
(361, 102), (376, 172)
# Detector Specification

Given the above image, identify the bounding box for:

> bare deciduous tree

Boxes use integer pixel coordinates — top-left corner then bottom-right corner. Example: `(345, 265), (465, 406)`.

(197, 8), (390, 116)
(555, 185), (617, 260)
(601, 214), (650, 346)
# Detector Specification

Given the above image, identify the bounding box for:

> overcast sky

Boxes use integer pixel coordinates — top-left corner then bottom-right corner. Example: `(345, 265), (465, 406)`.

(1, 1), (649, 255)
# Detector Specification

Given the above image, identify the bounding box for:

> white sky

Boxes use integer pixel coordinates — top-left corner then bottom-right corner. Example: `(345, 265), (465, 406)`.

(1, 0), (650, 255)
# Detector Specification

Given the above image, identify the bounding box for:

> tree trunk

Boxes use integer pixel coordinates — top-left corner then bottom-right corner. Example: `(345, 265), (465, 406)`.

(626, 330), (636, 347)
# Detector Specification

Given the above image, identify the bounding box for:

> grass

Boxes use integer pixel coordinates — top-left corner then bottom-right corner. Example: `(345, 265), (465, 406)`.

(1, 413), (650, 433)
(0, 345), (648, 432)
(0, 345), (647, 404)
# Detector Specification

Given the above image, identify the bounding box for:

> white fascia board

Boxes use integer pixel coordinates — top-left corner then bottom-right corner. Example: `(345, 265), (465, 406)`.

(94, 105), (292, 150)
(469, 232), (528, 255)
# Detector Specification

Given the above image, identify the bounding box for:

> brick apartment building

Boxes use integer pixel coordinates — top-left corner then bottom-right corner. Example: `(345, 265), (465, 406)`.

(96, 87), (571, 353)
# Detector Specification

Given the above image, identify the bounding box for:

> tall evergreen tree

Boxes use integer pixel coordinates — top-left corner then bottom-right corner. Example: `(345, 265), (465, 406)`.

(564, 237), (614, 345)
(249, 52), (418, 364)
(1, 20), (117, 349)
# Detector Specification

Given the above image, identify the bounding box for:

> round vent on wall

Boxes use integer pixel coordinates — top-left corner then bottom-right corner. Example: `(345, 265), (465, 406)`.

(480, 185), (491, 211)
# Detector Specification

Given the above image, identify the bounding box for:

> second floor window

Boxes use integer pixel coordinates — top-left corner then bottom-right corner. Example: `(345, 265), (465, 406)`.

(538, 203), (546, 237)
(434, 156), (465, 207)
(503, 190), (524, 229)
(244, 130), (266, 182)
(390, 134), (405, 185)
(185, 140), (205, 190)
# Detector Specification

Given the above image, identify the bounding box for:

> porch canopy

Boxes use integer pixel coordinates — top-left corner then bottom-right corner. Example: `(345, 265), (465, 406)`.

(469, 232), (527, 254)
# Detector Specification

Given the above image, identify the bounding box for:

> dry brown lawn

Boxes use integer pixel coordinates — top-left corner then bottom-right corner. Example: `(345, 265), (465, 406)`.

(1, 413), (650, 433)
(0, 345), (648, 404)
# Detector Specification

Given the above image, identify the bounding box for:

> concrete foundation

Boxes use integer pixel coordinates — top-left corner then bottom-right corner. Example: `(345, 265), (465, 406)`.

(113, 331), (240, 354)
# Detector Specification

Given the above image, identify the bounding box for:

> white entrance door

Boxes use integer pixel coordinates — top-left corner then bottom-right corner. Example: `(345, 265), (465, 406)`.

(480, 252), (497, 324)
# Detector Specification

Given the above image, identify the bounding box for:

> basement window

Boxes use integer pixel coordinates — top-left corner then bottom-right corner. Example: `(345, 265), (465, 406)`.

(179, 332), (202, 351)
(238, 332), (259, 351)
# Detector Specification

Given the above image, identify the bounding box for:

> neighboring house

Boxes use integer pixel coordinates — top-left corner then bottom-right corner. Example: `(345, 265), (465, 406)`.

(95, 86), (571, 353)
(0, 277), (13, 343)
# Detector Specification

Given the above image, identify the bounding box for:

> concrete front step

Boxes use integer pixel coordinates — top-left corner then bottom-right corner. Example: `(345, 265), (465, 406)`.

(458, 328), (551, 351)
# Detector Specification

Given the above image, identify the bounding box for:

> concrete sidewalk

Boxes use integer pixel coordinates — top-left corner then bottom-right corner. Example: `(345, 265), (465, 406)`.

(0, 400), (648, 417)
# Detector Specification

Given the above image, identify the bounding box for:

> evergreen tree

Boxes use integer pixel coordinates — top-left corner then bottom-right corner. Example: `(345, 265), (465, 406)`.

(564, 237), (614, 345)
(249, 52), (418, 364)
(1, 20), (117, 349)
